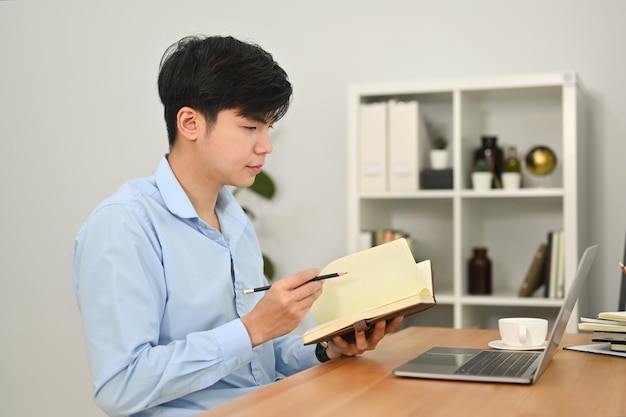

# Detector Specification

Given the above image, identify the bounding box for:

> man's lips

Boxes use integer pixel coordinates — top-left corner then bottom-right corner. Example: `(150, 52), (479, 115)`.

(248, 165), (263, 174)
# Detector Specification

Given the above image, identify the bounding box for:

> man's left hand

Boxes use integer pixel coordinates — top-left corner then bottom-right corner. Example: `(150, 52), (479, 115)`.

(326, 316), (404, 359)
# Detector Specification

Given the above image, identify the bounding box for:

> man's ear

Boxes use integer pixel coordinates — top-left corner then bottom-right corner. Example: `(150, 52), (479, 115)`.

(176, 107), (202, 142)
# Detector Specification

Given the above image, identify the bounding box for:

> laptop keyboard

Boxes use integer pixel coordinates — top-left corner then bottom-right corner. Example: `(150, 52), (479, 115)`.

(454, 350), (540, 377)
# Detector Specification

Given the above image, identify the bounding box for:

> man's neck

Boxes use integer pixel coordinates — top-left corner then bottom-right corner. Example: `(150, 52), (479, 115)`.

(167, 152), (221, 230)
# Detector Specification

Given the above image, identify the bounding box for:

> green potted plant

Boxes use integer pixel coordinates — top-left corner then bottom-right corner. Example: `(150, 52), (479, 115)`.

(429, 135), (449, 169)
(471, 158), (492, 191)
(502, 146), (522, 190)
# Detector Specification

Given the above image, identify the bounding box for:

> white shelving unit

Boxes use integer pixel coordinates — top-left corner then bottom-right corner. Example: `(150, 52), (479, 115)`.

(346, 71), (588, 331)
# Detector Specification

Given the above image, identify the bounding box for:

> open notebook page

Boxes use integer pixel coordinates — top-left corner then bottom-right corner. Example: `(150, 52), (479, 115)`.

(310, 239), (431, 325)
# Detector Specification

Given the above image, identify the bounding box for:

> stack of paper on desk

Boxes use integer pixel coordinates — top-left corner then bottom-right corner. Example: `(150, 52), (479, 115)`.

(578, 311), (626, 352)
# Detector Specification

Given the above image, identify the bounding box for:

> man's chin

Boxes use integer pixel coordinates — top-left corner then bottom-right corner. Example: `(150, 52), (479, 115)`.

(233, 178), (256, 188)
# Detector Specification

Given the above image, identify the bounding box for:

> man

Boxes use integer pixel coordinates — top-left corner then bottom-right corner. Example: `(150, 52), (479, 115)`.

(73, 35), (402, 417)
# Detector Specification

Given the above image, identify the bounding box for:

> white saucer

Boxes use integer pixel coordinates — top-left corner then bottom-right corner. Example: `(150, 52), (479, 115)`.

(488, 340), (548, 351)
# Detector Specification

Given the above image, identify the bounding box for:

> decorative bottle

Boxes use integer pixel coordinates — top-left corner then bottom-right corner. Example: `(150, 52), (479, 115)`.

(468, 247), (492, 295)
(502, 146), (522, 190)
(504, 146), (521, 173)
(474, 136), (504, 188)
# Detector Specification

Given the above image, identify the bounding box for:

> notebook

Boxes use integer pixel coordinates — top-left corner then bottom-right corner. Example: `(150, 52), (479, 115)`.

(393, 244), (598, 384)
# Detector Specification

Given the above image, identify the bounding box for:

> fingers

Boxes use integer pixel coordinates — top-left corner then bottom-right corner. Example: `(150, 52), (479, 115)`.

(330, 317), (404, 357)
(243, 269), (323, 346)
(360, 320), (386, 348)
(271, 268), (323, 301)
(330, 334), (355, 357)
(385, 316), (404, 333)
(285, 268), (320, 289)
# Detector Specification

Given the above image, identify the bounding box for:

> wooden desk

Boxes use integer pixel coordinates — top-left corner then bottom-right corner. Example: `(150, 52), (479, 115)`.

(197, 327), (626, 417)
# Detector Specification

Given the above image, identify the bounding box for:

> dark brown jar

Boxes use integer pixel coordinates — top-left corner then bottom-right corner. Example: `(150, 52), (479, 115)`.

(474, 136), (504, 188)
(468, 247), (492, 294)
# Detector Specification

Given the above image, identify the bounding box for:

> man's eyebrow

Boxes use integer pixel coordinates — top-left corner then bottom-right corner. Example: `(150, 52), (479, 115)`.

(241, 115), (275, 125)
(235, 108), (278, 124)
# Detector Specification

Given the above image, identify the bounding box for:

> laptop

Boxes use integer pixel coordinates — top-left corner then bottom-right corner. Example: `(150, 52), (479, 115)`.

(393, 244), (598, 384)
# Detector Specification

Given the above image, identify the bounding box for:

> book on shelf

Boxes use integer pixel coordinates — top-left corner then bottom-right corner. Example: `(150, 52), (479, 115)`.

(541, 230), (565, 299)
(555, 230), (565, 298)
(303, 238), (435, 345)
(358, 228), (414, 253)
(518, 242), (548, 297)
(548, 230), (564, 298)
(358, 102), (388, 192)
(542, 231), (553, 297)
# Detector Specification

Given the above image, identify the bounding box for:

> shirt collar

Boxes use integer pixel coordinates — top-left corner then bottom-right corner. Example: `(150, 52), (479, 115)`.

(153, 155), (249, 230)
(154, 155), (198, 219)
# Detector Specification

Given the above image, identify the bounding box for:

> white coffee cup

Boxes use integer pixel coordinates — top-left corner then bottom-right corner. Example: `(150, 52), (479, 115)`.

(498, 317), (548, 348)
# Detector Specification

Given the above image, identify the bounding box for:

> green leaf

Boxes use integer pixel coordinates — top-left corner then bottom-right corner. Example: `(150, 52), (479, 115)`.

(241, 206), (255, 220)
(263, 254), (275, 280)
(474, 159), (490, 172)
(248, 171), (276, 200)
(432, 136), (448, 149)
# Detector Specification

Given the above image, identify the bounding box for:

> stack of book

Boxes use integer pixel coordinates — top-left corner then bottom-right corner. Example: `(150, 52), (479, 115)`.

(577, 311), (626, 352)
(359, 228), (414, 253)
(517, 229), (565, 299)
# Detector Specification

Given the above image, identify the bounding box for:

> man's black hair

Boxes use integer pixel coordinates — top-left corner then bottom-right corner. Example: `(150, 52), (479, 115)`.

(158, 35), (292, 146)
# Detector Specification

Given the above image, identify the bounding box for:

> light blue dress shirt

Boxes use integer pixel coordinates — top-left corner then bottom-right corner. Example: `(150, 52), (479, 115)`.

(73, 156), (318, 417)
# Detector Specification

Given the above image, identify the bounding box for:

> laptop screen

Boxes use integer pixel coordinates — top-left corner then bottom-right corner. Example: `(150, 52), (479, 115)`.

(532, 244), (597, 382)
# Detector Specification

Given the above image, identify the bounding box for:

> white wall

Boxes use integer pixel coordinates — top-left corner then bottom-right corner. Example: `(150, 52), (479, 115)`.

(1, 1), (625, 415)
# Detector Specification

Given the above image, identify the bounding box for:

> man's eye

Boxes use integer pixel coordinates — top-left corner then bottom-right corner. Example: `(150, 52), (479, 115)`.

(245, 126), (256, 130)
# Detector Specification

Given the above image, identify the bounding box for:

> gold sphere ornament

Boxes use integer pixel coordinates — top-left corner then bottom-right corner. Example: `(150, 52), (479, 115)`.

(525, 146), (557, 176)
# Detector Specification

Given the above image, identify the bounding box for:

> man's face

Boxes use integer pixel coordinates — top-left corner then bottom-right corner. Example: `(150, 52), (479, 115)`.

(198, 109), (273, 189)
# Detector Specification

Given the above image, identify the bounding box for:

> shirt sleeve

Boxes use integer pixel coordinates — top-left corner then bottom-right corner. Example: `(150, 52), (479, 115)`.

(73, 203), (254, 416)
(272, 335), (320, 376)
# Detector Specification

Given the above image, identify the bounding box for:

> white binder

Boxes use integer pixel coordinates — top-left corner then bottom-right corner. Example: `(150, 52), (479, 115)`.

(358, 102), (388, 191)
(388, 100), (429, 191)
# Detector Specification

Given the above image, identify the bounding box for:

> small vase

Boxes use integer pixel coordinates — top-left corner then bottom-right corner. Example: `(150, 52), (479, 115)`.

(430, 149), (448, 169)
(472, 172), (492, 191)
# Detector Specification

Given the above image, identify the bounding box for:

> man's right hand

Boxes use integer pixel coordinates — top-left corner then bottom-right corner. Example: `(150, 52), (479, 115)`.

(241, 268), (322, 347)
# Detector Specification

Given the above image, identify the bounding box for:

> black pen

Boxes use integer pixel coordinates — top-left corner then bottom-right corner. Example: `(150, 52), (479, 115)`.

(243, 272), (347, 295)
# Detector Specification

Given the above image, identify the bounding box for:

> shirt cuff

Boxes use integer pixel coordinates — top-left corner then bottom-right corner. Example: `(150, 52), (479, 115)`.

(212, 319), (254, 371)
(299, 342), (320, 369)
